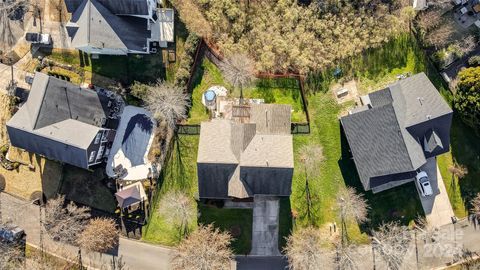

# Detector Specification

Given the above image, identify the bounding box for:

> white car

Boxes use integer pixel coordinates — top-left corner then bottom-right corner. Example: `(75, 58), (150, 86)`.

(416, 171), (433, 197)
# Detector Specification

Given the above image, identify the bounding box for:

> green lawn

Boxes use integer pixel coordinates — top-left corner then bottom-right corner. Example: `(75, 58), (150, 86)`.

(198, 204), (253, 254)
(144, 33), (480, 251)
(187, 58), (308, 124)
(290, 90), (423, 244)
(143, 135), (256, 252)
(187, 59), (224, 124)
(438, 115), (480, 218)
(142, 135), (199, 246)
(46, 49), (166, 85)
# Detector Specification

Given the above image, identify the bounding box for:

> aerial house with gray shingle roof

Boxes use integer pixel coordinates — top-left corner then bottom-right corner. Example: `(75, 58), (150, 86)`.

(341, 73), (452, 193)
(197, 104), (294, 199)
(66, 0), (174, 55)
(6, 72), (118, 169)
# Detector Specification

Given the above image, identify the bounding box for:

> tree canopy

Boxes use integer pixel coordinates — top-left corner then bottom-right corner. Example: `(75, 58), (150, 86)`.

(454, 67), (480, 133)
(175, 0), (410, 73)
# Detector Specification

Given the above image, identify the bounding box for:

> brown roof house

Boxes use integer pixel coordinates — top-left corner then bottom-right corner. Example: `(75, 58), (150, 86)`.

(197, 104), (294, 199)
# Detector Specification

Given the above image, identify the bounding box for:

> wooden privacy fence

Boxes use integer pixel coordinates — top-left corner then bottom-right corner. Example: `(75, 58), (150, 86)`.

(179, 38), (312, 135)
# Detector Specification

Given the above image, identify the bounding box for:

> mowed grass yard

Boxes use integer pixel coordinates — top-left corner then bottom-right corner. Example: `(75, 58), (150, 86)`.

(143, 136), (255, 254)
(145, 34), (480, 252)
(186, 58), (307, 124)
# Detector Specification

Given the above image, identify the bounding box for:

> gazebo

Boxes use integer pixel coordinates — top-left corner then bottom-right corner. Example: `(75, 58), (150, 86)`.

(115, 182), (147, 211)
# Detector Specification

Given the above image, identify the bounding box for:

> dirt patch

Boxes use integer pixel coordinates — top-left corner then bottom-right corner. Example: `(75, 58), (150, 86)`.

(47, 0), (69, 23)
(1, 147), (63, 200)
(331, 80), (359, 104)
(0, 94), (13, 145)
(60, 165), (116, 213)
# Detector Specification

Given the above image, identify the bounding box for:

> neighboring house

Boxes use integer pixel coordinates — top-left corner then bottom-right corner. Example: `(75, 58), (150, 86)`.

(340, 73), (452, 193)
(197, 104), (294, 199)
(65, 0), (174, 55)
(6, 72), (118, 169)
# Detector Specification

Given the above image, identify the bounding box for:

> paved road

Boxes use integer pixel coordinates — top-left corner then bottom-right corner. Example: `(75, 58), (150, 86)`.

(236, 256), (287, 270)
(418, 157), (455, 227)
(250, 196), (280, 256)
(0, 192), (173, 270)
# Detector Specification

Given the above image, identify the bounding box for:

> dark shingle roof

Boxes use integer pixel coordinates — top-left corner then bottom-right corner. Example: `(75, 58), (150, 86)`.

(341, 105), (414, 190)
(97, 0), (149, 15)
(341, 73), (452, 190)
(7, 72), (109, 149)
(369, 88), (392, 107)
(197, 104), (294, 198)
(70, 0), (150, 53)
(35, 75), (109, 130)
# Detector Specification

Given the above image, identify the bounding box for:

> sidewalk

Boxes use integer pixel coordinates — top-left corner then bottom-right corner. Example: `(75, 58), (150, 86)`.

(0, 192), (173, 270)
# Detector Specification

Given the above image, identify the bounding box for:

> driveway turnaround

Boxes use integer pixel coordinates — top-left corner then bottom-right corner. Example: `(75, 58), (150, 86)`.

(418, 157), (455, 227)
(250, 196), (281, 256)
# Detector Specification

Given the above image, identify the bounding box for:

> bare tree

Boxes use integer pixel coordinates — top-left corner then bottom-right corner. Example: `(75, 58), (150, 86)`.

(449, 163), (468, 194)
(0, 225), (24, 269)
(78, 217), (119, 253)
(416, 9), (442, 32)
(144, 81), (190, 130)
(371, 222), (413, 270)
(298, 144), (324, 224)
(43, 195), (90, 245)
(170, 0), (212, 38)
(219, 53), (255, 104)
(336, 186), (369, 243)
(458, 36), (478, 57)
(158, 190), (196, 238)
(284, 226), (331, 270)
(414, 216), (437, 243)
(171, 224), (233, 270)
(424, 23), (456, 49)
(333, 240), (361, 270)
(449, 163), (469, 180)
(470, 193), (480, 222)
(0, 0), (29, 50)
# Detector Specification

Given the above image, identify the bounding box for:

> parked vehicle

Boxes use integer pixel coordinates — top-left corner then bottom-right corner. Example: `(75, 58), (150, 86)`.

(25, 32), (51, 45)
(416, 171), (433, 197)
(0, 225), (25, 243)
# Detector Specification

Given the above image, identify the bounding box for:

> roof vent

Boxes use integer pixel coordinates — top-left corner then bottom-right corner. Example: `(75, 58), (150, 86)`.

(417, 97), (424, 106)
(426, 115), (431, 120)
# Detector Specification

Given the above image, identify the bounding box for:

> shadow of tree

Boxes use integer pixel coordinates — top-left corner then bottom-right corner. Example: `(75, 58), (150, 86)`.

(450, 114), (480, 213)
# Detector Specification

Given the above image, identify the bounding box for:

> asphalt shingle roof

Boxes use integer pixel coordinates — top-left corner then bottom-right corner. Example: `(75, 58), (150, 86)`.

(341, 72), (452, 190)
(70, 0), (150, 53)
(7, 72), (108, 149)
(197, 104), (294, 198)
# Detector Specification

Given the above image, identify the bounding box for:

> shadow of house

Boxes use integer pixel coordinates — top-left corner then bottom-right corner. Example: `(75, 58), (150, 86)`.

(338, 124), (425, 231)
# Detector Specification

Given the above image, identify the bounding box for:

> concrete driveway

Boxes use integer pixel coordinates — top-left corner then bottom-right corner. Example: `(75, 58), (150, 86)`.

(250, 196), (281, 256)
(417, 157), (455, 227)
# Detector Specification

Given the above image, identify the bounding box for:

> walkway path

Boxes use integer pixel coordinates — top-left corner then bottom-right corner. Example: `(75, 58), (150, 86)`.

(418, 157), (455, 227)
(250, 196), (280, 256)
